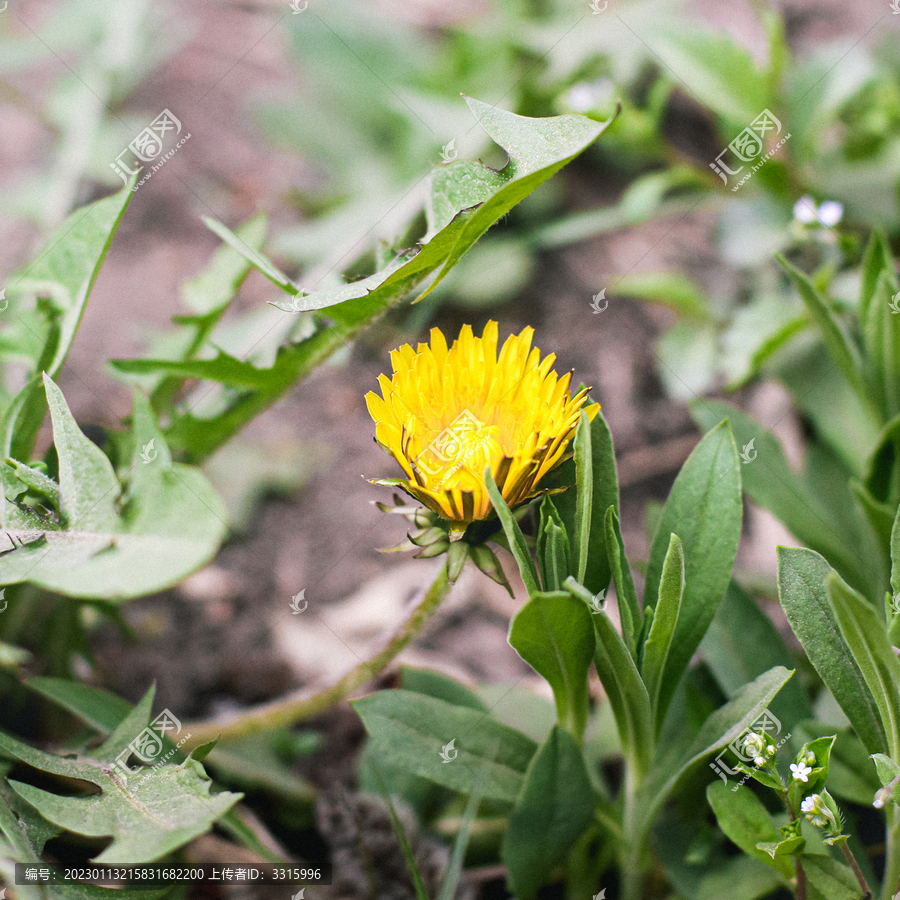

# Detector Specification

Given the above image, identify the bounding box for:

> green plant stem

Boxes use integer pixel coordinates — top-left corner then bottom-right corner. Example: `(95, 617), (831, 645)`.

(884, 806), (900, 900)
(795, 856), (806, 900)
(620, 760), (645, 900)
(183, 564), (451, 746)
(838, 843), (871, 899)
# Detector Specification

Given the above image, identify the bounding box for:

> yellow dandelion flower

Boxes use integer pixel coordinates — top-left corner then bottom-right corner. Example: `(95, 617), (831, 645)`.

(366, 320), (599, 531)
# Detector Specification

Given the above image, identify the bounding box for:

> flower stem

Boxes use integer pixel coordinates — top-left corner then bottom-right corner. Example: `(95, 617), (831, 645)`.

(183, 565), (451, 746)
(838, 843), (870, 899)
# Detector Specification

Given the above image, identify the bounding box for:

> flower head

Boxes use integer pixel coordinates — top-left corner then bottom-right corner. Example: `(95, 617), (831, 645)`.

(790, 761), (813, 783)
(366, 321), (597, 530)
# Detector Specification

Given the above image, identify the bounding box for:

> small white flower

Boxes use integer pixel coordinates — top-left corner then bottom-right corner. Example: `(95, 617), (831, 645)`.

(753, 755), (766, 767)
(817, 200), (843, 227)
(793, 195), (817, 224)
(790, 762), (813, 782)
(800, 796), (817, 814)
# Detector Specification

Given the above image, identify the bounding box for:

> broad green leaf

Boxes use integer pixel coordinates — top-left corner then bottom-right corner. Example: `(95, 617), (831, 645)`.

(802, 854), (864, 900)
(775, 253), (875, 417)
(643, 420), (742, 726)
(537, 497), (570, 593)
(702, 580), (813, 723)
(0, 786), (168, 900)
(604, 506), (641, 657)
(501, 727), (595, 900)
(642, 533), (685, 733)
(400, 666), (489, 712)
(26, 678), (130, 734)
(7, 180), (133, 378)
(828, 571), (900, 758)
(592, 608), (653, 776)
(43, 373), (119, 530)
(645, 26), (769, 125)
(706, 781), (793, 877)
(485, 469), (540, 596)
(0, 379), (228, 599)
(639, 666), (794, 842)
(352, 689), (537, 802)
(0, 730), (240, 865)
(694, 855), (787, 900)
(509, 592), (595, 740)
(691, 400), (871, 595)
(777, 547), (886, 754)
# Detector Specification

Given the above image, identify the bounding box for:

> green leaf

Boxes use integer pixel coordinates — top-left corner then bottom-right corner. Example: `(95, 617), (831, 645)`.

(891, 501), (900, 599)
(862, 271), (900, 420)
(690, 400), (871, 595)
(775, 253), (875, 417)
(643, 420), (742, 727)
(202, 215), (295, 293)
(485, 468), (540, 596)
(401, 666), (488, 712)
(508, 592), (595, 740)
(0, 731), (240, 865)
(418, 97), (615, 301)
(537, 497), (570, 593)
(642, 533), (685, 733)
(352, 689), (537, 802)
(859, 228), (897, 336)
(706, 780), (793, 877)
(9, 180), (133, 379)
(802, 854), (864, 900)
(26, 677), (130, 733)
(612, 271), (710, 319)
(645, 26), (769, 125)
(604, 506), (641, 657)
(572, 410), (593, 583)
(0, 379), (228, 599)
(702, 580), (814, 722)
(828, 571), (900, 758)
(501, 726), (595, 900)
(639, 666), (795, 841)
(777, 547), (887, 754)
(592, 607), (653, 775)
